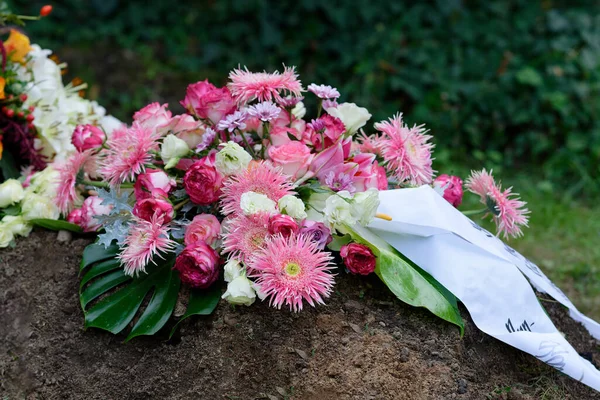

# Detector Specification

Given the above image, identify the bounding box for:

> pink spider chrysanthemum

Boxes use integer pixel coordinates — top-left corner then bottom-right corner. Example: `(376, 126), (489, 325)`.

(100, 123), (161, 186)
(466, 169), (530, 239)
(228, 66), (303, 104)
(221, 212), (272, 263)
(55, 150), (96, 213)
(356, 131), (384, 157)
(118, 216), (177, 276)
(248, 233), (335, 312)
(220, 161), (294, 216)
(375, 113), (435, 186)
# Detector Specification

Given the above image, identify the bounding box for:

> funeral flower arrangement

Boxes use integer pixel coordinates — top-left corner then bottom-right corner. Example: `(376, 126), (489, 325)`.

(0, 6), (121, 245)
(10, 66), (530, 340)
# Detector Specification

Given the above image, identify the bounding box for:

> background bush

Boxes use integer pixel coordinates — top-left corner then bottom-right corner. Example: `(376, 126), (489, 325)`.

(11, 0), (600, 195)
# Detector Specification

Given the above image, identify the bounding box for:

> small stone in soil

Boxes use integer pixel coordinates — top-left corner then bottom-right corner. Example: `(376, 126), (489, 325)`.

(56, 230), (72, 243)
(457, 378), (468, 394)
(399, 347), (410, 363)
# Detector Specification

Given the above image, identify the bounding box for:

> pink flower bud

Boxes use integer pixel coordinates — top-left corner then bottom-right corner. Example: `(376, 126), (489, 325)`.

(134, 169), (176, 201)
(132, 197), (174, 224)
(173, 241), (221, 288)
(80, 196), (113, 232)
(433, 174), (464, 207)
(268, 214), (299, 238)
(180, 80), (236, 125)
(71, 124), (106, 151)
(340, 243), (376, 275)
(184, 214), (221, 246)
(66, 208), (83, 226)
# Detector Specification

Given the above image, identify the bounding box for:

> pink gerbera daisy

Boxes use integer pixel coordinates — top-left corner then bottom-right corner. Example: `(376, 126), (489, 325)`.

(375, 113), (435, 186)
(228, 66), (303, 104)
(248, 233), (335, 312)
(100, 123), (161, 186)
(118, 216), (177, 276)
(220, 161), (295, 216)
(221, 212), (272, 263)
(55, 150), (96, 213)
(465, 169), (530, 239)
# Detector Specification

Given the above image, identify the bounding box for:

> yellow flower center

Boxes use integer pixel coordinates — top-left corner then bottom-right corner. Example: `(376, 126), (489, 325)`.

(284, 262), (301, 277)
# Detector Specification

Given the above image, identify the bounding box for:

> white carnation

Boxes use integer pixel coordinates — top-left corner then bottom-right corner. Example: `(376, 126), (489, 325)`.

(221, 276), (256, 306)
(278, 195), (307, 220)
(2, 215), (32, 237)
(240, 191), (277, 215)
(215, 141), (252, 176)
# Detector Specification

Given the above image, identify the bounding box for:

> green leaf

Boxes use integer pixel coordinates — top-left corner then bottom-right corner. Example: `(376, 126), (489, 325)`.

(327, 234), (352, 252)
(341, 224), (464, 335)
(81, 242), (120, 271)
(29, 219), (83, 233)
(0, 150), (20, 180)
(169, 285), (221, 338)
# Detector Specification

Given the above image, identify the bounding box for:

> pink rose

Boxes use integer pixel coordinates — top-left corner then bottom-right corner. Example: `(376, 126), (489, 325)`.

(132, 197), (174, 224)
(156, 114), (207, 148)
(185, 214), (221, 246)
(134, 169), (176, 201)
(268, 214), (299, 238)
(183, 156), (224, 205)
(375, 164), (388, 190)
(80, 196), (113, 232)
(180, 80), (236, 125)
(340, 243), (376, 275)
(133, 103), (172, 132)
(71, 124), (106, 151)
(67, 208), (83, 226)
(173, 241), (221, 288)
(269, 125), (302, 146)
(433, 174), (463, 207)
(268, 141), (313, 179)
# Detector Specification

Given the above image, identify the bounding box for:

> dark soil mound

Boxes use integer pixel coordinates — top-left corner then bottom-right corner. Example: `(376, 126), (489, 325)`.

(1, 231), (599, 399)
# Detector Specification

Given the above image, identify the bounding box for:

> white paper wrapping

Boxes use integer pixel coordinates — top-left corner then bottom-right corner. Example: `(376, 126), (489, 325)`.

(368, 186), (600, 392)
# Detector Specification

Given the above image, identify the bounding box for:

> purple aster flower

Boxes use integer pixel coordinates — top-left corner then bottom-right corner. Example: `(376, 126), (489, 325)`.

(278, 95), (304, 108)
(324, 171), (355, 193)
(247, 101), (281, 122)
(195, 127), (217, 152)
(299, 220), (332, 250)
(322, 99), (338, 110)
(308, 119), (326, 132)
(217, 110), (248, 132)
(307, 83), (340, 99)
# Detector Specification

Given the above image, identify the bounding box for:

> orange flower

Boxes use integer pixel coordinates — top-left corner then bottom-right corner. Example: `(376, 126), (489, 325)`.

(4, 29), (32, 63)
(0, 77), (5, 100)
(0, 136), (3, 160)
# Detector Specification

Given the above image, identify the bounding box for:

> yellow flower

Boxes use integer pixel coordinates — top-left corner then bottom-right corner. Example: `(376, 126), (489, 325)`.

(4, 29), (32, 63)
(0, 76), (6, 100)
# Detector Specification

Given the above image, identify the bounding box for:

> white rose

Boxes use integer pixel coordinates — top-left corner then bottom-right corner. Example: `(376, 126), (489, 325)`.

(0, 179), (25, 208)
(327, 103), (372, 134)
(278, 195), (307, 220)
(291, 101), (306, 119)
(323, 192), (356, 227)
(161, 134), (190, 169)
(240, 191), (277, 215)
(351, 188), (380, 226)
(221, 276), (256, 306)
(224, 258), (243, 283)
(100, 115), (124, 136)
(2, 215), (32, 237)
(0, 225), (14, 248)
(21, 193), (60, 220)
(215, 141), (252, 176)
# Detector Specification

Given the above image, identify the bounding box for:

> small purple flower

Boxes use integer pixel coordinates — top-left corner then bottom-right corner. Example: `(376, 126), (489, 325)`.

(278, 95), (304, 108)
(308, 84), (340, 99)
(216, 110), (248, 132)
(324, 171), (355, 193)
(322, 99), (338, 110)
(299, 220), (332, 250)
(195, 127), (217, 152)
(247, 101), (281, 122)
(308, 118), (326, 132)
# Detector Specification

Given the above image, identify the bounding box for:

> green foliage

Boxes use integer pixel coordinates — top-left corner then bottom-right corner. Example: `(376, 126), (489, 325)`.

(11, 0), (600, 194)
(341, 223), (464, 334)
(28, 218), (82, 232)
(79, 243), (220, 341)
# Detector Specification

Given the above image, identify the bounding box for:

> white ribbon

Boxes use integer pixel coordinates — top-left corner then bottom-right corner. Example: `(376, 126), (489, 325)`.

(368, 186), (600, 392)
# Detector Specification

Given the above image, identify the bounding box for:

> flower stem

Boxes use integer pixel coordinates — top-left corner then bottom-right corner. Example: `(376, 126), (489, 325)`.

(81, 180), (133, 189)
(462, 208), (488, 217)
(317, 100), (323, 118)
(239, 130), (256, 158)
(173, 198), (190, 212)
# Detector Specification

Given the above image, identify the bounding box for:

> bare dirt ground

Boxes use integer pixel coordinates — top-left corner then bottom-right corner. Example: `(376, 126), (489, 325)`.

(1, 231), (599, 399)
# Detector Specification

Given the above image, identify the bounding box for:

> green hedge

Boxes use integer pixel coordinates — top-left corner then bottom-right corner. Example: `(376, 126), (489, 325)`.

(13, 0), (600, 194)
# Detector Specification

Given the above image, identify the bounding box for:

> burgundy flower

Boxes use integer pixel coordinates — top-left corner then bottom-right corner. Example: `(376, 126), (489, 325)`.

(340, 243), (376, 276)
(183, 156), (224, 205)
(173, 241), (221, 288)
(132, 197), (174, 224)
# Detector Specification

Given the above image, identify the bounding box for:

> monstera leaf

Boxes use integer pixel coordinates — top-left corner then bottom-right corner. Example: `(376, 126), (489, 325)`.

(79, 243), (221, 341)
(29, 219), (82, 233)
(341, 223), (464, 335)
